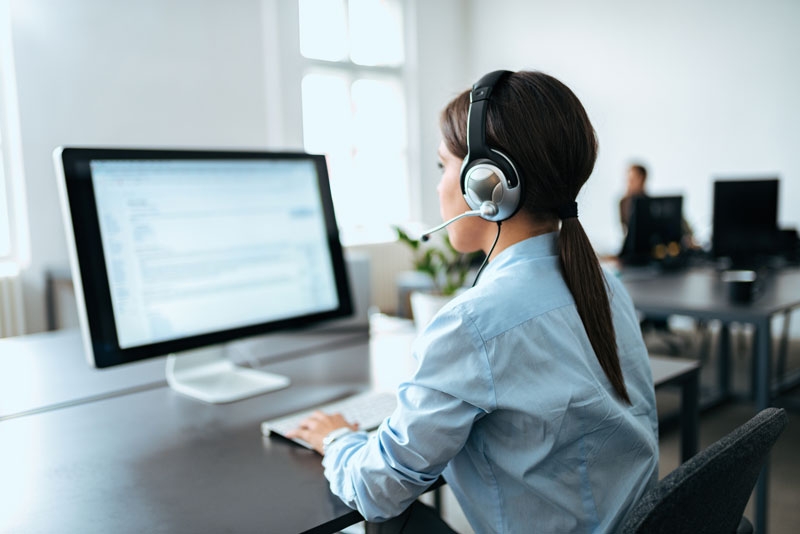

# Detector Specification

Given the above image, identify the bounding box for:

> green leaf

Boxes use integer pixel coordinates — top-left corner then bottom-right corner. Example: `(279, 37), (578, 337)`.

(394, 223), (485, 295)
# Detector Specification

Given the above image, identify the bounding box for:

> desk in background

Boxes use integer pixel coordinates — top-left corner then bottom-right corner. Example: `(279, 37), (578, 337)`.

(621, 265), (800, 534)
(621, 266), (800, 410)
(650, 355), (700, 463)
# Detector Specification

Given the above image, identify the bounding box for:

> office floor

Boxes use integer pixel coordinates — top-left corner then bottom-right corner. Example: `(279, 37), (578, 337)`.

(344, 320), (800, 534)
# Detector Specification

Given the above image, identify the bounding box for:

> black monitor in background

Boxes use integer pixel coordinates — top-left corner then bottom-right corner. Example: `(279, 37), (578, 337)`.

(712, 178), (780, 267)
(620, 195), (685, 267)
(54, 147), (353, 404)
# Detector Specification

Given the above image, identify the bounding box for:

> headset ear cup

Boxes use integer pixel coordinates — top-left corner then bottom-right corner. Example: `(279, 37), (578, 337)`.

(463, 163), (498, 210)
(462, 158), (521, 222)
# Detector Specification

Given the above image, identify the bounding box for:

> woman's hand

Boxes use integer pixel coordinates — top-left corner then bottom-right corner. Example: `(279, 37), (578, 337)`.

(285, 411), (359, 455)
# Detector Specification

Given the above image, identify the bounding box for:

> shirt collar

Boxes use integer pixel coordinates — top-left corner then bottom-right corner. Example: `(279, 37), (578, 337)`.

(479, 231), (559, 280)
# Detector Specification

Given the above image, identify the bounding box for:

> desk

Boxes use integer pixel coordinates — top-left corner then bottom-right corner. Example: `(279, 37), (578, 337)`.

(0, 328), (372, 533)
(650, 355), (700, 463)
(0, 328), (369, 422)
(0, 329), (703, 533)
(621, 266), (800, 534)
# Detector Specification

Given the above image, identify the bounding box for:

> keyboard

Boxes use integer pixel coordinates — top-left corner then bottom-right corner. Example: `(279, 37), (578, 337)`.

(261, 390), (397, 449)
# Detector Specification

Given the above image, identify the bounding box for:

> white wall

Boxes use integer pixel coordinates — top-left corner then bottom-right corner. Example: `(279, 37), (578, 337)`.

(408, 0), (472, 227)
(9, 0), (800, 332)
(10, 0), (271, 332)
(467, 0), (800, 254)
(8, 0), (477, 331)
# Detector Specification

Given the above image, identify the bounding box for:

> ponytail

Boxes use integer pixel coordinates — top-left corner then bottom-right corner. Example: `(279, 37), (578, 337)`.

(559, 218), (631, 404)
(440, 70), (631, 403)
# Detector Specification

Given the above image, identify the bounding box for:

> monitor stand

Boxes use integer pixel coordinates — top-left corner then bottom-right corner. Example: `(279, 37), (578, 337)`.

(165, 345), (290, 404)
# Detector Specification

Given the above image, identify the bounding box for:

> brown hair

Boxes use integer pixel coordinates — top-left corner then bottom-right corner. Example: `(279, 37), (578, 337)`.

(630, 164), (648, 181)
(440, 71), (631, 404)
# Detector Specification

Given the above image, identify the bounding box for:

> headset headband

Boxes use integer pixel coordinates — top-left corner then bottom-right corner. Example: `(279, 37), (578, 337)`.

(466, 70), (511, 164)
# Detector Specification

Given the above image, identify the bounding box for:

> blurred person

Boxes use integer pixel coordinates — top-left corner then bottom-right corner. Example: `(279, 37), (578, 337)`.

(619, 163), (649, 235)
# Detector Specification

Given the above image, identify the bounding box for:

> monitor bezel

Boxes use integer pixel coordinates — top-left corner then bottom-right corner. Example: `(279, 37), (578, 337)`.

(55, 146), (353, 369)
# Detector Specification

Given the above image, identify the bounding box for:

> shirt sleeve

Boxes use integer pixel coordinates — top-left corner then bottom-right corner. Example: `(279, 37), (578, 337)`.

(321, 304), (496, 522)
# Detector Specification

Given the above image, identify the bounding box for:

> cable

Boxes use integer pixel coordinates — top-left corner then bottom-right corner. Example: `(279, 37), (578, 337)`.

(472, 221), (502, 287)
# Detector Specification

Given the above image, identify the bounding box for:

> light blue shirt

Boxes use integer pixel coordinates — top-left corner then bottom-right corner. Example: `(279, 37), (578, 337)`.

(323, 232), (659, 533)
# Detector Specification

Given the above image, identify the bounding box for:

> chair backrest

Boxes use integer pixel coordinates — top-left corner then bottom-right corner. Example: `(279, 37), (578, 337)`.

(621, 407), (788, 534)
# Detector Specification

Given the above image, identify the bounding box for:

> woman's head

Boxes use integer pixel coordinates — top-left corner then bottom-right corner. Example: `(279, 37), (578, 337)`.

(440, 71), (598, 222)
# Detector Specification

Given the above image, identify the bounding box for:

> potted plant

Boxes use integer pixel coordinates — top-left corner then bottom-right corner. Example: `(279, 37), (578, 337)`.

(393, 226), (483, 331)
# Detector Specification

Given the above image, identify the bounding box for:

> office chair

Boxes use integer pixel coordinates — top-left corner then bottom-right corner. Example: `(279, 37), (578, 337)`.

(620, 407), (788, 534)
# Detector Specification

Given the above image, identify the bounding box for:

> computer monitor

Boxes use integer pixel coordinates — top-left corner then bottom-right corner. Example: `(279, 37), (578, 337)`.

(712, 178), (780, 266)
(620, 195), (684, 266)
(54, 147), (353, 403)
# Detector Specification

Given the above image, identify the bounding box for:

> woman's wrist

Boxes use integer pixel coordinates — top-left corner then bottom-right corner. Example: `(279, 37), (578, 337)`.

(322, 427), (354, 453)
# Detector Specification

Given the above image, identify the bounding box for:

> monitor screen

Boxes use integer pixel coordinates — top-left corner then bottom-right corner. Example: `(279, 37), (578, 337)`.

(621, 195), (684, 266)
(55, 147), (352, 401)
(712, 178), (779, 262)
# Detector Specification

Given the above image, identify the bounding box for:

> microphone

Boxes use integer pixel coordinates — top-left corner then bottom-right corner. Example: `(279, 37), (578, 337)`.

(420, 201), (498, 242)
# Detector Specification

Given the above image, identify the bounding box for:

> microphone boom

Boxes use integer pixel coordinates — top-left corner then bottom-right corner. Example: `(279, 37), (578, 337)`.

(419, 202), (498, 241)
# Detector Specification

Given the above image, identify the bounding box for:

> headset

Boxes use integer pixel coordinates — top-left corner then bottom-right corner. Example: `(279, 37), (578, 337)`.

(460, 69), (523, 222)
(420, 70), (524, 242)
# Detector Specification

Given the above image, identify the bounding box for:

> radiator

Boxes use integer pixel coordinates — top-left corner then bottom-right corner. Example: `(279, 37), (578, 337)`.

(0, 274), (25, 337)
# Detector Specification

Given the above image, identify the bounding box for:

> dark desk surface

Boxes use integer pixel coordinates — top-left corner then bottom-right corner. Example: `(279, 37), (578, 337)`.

(0, 330), (370, 534)
(620, 265), (800, 534)
(0, 327), (702, 534)
(620, 266), (800, 322)
(0, 329), (165, 420)
(0, 327), (368, 421)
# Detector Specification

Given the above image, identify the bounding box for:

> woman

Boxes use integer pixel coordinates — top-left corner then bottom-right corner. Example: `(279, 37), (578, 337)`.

(288, 70), (659, 533)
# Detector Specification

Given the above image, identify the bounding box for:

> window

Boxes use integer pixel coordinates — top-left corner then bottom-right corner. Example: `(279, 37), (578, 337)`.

(0, 0), (28, 273)
(0, 26), (10, 260)
(0, 129), (11, 259)
(297, 0), (409, 245)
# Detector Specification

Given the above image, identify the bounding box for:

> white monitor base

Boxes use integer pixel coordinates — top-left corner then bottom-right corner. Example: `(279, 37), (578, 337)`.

(165, 346), (290, 404)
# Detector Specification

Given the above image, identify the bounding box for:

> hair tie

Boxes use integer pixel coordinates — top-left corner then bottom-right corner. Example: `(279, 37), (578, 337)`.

(557, 201), (578, 220)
